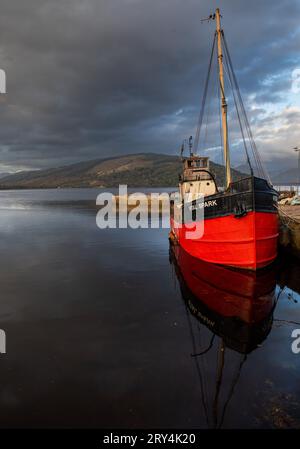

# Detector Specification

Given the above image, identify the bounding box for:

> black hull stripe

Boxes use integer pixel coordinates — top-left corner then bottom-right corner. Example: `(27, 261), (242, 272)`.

(174, 176), (278, 223)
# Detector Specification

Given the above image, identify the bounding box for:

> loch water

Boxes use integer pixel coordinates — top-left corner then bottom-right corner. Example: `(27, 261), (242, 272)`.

(0, 188), (299, 428)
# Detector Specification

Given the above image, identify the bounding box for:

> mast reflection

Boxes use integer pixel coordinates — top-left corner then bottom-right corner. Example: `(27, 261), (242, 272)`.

(169, 243), (277, 427)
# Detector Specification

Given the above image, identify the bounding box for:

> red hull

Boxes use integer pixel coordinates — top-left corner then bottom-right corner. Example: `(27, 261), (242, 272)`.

(171, 211), (279, 270)
(171, 243), (276, 325)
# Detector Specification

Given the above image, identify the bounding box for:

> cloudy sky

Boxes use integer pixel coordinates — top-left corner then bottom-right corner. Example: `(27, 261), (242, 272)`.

(0, 0), (300, 174)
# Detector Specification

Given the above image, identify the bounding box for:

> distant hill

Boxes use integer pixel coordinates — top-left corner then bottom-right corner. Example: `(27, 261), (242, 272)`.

(0, 153), (245, 189)
(271, 167), (299, 185)
(234, 163), (252, 174)
(233, 164), (300, 186)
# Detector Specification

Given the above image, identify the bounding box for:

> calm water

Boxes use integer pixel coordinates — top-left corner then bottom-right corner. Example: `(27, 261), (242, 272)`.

(0, 188), (300, 429)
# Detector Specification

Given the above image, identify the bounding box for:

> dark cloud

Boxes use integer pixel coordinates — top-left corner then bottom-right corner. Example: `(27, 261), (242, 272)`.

(0, 0), (300, 172)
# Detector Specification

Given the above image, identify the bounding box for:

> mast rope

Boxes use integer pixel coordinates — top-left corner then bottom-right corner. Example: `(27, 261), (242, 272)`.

(196, 322), (211, 424)
(221, 32), (262, 174)
(218, 354), (247, 428)
(221, 32), (270, 181)
(194, 16), (271, 183)
(222, 45), (253, 175)
(202, 61), (215, 151)
(194, 32), (217, 154)
(184, 304), (210, 426)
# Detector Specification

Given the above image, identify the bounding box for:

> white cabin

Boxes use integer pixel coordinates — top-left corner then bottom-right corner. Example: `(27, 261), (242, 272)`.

(179, 156), (217, 201)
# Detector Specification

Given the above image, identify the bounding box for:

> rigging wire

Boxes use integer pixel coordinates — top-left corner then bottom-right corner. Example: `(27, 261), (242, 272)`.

(192, 332), (215, 357)
(194, 23), (271, 183)
(221, 32), (261, 173)
(213, 339), (225, 428)
(199, 323), (212, 419)
(221, 32), (270, 181)
(202, 58), (215, 151)
(218, 354), (248, 428)
(184, 303), (210, 426)
(194, 32), (217, 154)
(222, 46), (253, 175)
(196, 321), (211, 424)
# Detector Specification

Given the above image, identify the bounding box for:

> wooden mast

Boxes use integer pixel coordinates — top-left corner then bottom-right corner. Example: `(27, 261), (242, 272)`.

(215, 8), (231, 188)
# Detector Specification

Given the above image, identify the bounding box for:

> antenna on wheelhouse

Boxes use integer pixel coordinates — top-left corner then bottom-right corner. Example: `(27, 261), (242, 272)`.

(189, 136), (193, 156)
(180, 142), (184, 158)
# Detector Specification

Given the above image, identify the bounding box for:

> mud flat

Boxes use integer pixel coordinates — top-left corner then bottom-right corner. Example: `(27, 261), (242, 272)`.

(100, 194), (170, 212)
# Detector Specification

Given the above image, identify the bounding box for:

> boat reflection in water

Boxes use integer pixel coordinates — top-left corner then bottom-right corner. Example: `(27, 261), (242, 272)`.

(169, 243), (278, 428)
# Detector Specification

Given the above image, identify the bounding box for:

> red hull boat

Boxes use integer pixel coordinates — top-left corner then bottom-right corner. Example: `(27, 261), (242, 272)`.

(169, 9), (279, 270)
(170, 176), (279, 270)
(171, 214), (278, 270)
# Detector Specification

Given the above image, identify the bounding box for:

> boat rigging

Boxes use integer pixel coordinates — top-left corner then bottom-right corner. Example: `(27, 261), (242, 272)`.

(170, 8), (279, 270)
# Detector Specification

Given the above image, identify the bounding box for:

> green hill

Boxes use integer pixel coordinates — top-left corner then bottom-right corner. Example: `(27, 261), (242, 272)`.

(0, 153), (245, 189)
